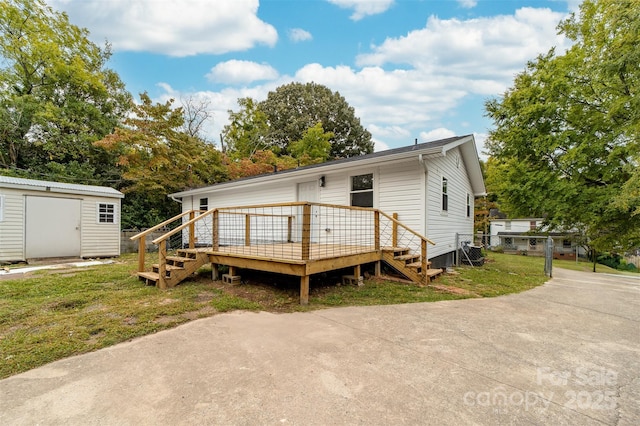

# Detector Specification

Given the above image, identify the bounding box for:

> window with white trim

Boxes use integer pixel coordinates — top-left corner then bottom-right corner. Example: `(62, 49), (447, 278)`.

(442, 177), (448, 211)
(350, 173), (373, 207)
(199, 197), (208, 211)
(97, 202), (116, 224)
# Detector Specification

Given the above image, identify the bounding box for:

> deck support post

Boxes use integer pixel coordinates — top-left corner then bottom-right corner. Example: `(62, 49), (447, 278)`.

(189, 211), (195, 249)
(392, 213), (399, 247)
(374, 261), (381, 277)
(158, 240), (167, 289)
(353, 264), (361, 279)
(229, 266), (236, 276)
(300, 275), (309, 305)
(137, 237), (146, 273)
(211, 263), (219, 280)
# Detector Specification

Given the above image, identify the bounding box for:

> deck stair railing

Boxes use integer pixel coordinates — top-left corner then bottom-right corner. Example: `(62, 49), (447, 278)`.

(131, 202), (437, 288)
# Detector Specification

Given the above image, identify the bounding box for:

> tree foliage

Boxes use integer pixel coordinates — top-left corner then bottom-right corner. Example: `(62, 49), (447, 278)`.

(0, 0), (130, 181)
(95, 93), (227, 228)
(485, 0), (640, 252)
(222, 97), (271, 160)
(257, 82), (373, 158)
(290, 122), (333, 165)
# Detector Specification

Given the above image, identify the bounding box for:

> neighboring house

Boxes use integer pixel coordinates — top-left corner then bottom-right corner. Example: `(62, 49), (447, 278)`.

(0, 176), (123, 262)
(489, 217), (582, 259)
(170, 135), (486, 268)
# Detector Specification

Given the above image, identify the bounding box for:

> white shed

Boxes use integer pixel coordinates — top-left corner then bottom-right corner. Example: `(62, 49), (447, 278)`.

(170, 135), (486, 268)
(0, 176), (124, 262)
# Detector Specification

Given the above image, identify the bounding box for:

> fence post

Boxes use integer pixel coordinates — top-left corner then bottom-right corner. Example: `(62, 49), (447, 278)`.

(455, 233), (459, 266)
(189, 210), (195, 249)
(392, 212), (398, 247)
(544, 236), (553, 277)
(421, 239), (428, 284)
(137, 237), (146, 272)
(374, 210), (380, 250)
(302, 203), (311, 260)
(212, 210), (219, 251)
(245, 214), (251, 246)
(158, 240), (167, 289)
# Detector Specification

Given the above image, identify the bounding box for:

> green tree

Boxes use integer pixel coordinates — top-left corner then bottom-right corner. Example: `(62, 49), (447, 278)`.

(258, 82), (373, 158)
(485, 0), (640, 257)
(222, 97), (271, 160)
(290, 122), (333, 165)
(0, 0), (130, 182)
(96, 93), (227, 228)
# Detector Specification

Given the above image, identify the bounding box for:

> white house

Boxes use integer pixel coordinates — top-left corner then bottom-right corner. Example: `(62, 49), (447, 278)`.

(0, 176), (124, 262)
(489, 217), (582, 259)
(170, 135), (486, 268)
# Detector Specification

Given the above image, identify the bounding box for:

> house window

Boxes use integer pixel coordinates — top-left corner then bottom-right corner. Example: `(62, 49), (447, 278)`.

(97, 203), (115, 223)
(442, 177), (448, 211)
(466, 193), (471, 217)
(530, 220), (537, 231)
(504, 237), (513, 246)
(563, 239), (572, 249)
(529, 238), (537, 248)
(199, 197), (208, 211)
(350, 173), (373, 207)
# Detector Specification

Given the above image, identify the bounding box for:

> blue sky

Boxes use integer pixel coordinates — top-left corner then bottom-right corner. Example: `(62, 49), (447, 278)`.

(48, 0), (579, 156)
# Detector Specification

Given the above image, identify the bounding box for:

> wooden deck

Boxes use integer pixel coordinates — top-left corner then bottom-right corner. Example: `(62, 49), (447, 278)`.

(131, 203), (442, 304)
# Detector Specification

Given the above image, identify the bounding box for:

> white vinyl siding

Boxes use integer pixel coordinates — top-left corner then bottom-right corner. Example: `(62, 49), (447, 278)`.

(83, 197), (121, 257)
(0, 192), (25, 261)
(378, 160), (423, 234)
(0, 195), (4, 222)
(426, 147), (474, 259)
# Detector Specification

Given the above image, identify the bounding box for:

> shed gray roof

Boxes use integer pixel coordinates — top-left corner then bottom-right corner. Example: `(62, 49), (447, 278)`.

(0, 175), (124, 198)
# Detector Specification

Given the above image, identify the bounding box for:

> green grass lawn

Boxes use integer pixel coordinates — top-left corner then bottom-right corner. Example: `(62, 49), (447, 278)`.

(0, 251), (618, 379)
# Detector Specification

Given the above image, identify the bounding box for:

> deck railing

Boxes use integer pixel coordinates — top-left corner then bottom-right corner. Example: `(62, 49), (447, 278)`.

(131, 202), (435, 282)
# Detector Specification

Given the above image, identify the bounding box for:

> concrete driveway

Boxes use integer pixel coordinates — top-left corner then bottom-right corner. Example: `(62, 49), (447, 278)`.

(1, 268), (638, 425)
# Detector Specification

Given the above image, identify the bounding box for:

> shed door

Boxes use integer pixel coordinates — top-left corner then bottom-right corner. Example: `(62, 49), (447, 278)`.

(25, 196), (81, 258)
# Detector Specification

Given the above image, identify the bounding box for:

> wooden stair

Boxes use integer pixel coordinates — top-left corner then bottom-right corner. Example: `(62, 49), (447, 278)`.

(136, 248), (210, 288)
(382, 246), (443, 284)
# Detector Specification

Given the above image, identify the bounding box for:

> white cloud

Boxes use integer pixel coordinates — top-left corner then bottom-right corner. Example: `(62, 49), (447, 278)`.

(357, 7), (570, 94)
(289, 28), (313, 42)
(206, 60), (279, 85)
(326, 0), (395, 21)
(153, 7), (572, 152)
(420, 128), (457, 142)
(47, 0), (277, 57)
(458, 0), (478, 8)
